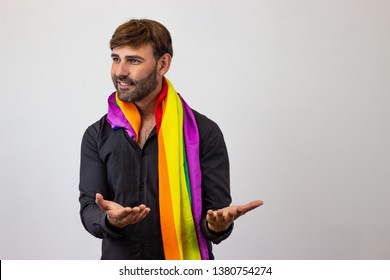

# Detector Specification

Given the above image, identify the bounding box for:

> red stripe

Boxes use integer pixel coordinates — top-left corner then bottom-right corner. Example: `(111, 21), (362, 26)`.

(155, 78), (168, 132)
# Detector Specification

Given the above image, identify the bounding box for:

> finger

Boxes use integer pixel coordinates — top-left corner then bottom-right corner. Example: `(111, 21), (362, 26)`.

(109, 208), (132, 220)
(139, 204), (147, 211)
(221, 210), (234, 224)
(240, 200), (263, 214)
(123, 207), (151, 224)
(126, 204), (148, 213)
(125, 205), (148, 218)
(216, 209), (224, 219)
(135, 207), (151, 222)
(206, 210), (217, 223)
(130, 206), (140, 213)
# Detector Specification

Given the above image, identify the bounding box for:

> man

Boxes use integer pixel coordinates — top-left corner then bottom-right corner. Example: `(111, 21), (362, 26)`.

(79, 19), (262, 260)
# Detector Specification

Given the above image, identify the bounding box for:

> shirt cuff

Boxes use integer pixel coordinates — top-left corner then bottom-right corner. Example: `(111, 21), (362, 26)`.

(201, 218), (234, 244)
(99, 212), (125, 239)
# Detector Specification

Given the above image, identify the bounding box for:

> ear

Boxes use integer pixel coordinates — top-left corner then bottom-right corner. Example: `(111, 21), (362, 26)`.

(157, 53), (172, 76)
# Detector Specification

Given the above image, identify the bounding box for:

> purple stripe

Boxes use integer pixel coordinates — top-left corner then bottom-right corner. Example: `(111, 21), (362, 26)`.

(106, 92), (137, 140)
(181, 96), (209, 260)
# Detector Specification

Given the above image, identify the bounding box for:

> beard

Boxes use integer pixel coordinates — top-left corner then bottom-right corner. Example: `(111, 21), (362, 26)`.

(112, 65), (159, 103)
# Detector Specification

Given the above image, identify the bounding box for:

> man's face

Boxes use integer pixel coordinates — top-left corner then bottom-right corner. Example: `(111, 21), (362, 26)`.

(111, 44), (159, 103)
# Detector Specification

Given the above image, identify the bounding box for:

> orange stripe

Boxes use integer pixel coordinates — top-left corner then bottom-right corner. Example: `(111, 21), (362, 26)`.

(115, 93), (141, 141)
(158, 131), (181, 259)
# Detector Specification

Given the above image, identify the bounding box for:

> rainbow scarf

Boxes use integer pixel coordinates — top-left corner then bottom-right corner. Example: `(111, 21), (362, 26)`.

(107, 78), (209, 260)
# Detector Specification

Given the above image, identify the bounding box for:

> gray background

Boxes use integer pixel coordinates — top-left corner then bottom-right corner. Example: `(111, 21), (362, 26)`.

(1, 0), (389, 259)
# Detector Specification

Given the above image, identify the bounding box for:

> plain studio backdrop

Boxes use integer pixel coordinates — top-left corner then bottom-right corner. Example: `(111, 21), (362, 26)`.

(1, 0), (389, 260)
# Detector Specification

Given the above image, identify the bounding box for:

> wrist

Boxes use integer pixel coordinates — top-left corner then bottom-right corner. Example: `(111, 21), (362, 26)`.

(207, 222), (230, 234)
(105, 215), (123, 231)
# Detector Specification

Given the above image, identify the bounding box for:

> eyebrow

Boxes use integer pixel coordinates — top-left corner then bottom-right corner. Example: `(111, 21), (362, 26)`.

(111, 53), (145, 61)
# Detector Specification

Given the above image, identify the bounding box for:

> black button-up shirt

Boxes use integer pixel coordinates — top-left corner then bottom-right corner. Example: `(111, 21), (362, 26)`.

(79, 110), (232, 259)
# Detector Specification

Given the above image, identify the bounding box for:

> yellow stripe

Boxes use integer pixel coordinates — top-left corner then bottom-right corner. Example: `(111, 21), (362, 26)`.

(162, 80), (201, 259)
(161, 86), (183, 259)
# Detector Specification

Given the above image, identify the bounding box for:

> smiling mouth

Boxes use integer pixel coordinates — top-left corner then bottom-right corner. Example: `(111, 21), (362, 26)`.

(117, 80), (135, 89)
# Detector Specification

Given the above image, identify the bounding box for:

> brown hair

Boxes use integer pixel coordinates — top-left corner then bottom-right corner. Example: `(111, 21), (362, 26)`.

(110, 19), (173, 59)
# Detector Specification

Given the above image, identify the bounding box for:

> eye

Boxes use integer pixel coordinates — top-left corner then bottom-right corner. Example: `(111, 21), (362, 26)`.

(112, 56), (120, 63)
(127, 58), (141, 65)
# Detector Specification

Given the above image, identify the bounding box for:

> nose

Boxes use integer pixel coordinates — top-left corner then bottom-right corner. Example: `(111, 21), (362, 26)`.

(113, 61), (129, 78)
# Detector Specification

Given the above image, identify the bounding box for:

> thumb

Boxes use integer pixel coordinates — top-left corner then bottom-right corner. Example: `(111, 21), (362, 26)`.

(240, 200), (264, 215)
(95, 193), (107, 210)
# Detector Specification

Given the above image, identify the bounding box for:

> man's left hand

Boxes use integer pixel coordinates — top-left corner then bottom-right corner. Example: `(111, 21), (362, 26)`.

(206, 200), (263, 233)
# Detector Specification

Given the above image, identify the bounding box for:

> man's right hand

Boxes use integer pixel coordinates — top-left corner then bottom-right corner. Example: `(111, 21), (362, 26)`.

(95, 193), (151, 229)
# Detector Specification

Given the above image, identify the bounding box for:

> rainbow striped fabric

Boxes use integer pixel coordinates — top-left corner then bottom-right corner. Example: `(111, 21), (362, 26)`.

(107, 78), (209, 259)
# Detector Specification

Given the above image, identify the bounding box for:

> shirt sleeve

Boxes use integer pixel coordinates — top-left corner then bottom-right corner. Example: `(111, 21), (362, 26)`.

(197, 113), (233, 243)
(78, 119), (124, 240)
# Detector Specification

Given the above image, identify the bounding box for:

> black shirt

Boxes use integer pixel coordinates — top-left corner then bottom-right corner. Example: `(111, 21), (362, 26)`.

(79, 110), (232, 259)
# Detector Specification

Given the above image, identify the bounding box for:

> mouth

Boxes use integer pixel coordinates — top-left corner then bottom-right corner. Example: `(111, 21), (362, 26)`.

(117, 80), (135, 90)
